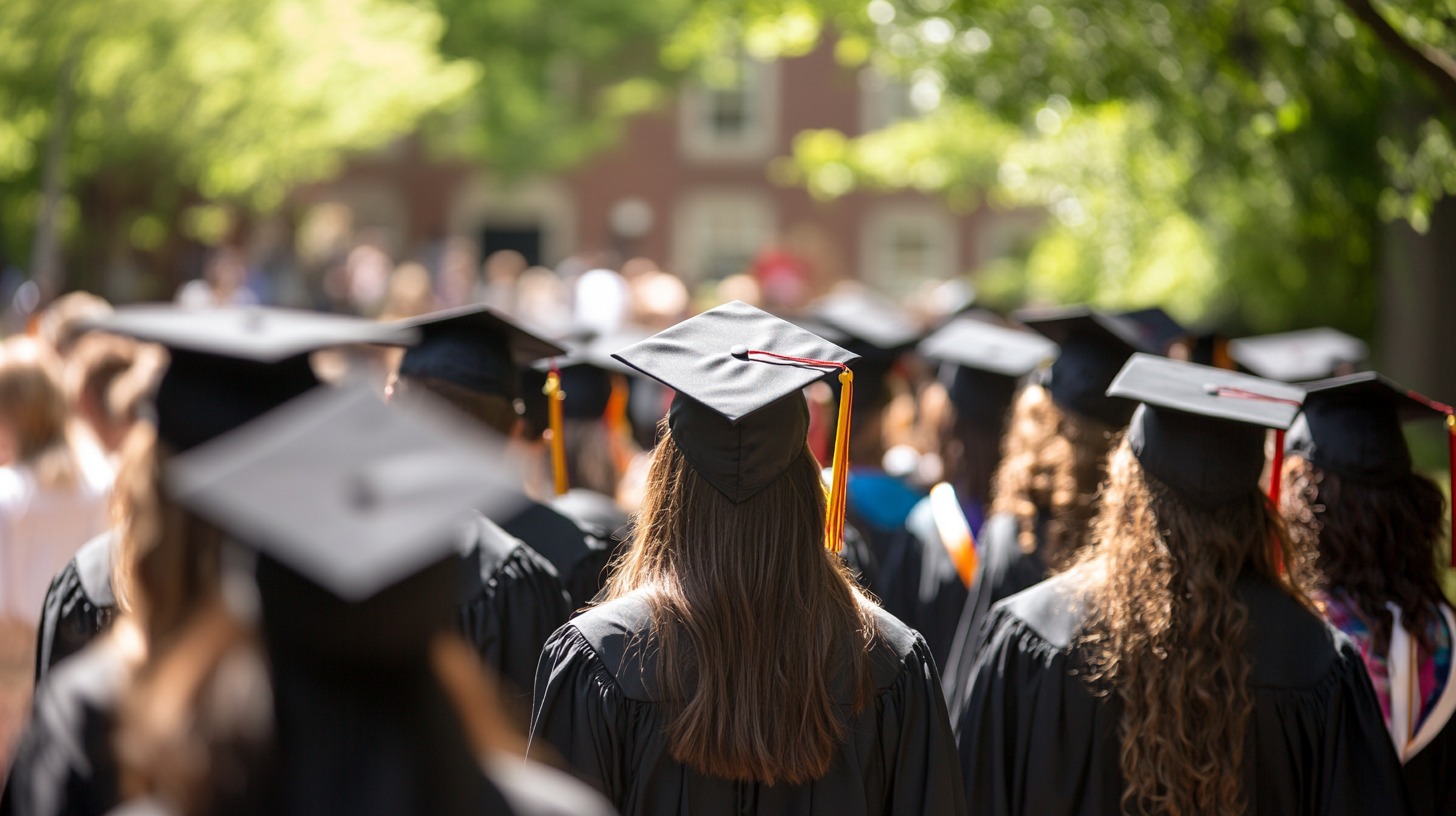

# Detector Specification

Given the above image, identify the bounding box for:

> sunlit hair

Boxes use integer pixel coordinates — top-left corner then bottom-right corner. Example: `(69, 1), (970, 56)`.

(989, 384), (1115, 568)
(1282, 455), (1448, 653)
(1073, 439), (1314, 816)
(602, 418), (879, 785)
(563, 417), (632, 497)
(0, 337), (80, 489)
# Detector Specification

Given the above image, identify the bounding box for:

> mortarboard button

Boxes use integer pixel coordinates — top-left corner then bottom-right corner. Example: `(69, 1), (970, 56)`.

(1107, 353), (1305, 505)
(164, 384), (526, 602)
(612, 300), (857, 503)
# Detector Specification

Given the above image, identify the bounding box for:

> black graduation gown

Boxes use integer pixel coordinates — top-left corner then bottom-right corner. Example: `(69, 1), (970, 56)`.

(500, 501), (613, 610)
(1403, 712), (1456, 816)
(527, 592), (967, 816)
(884, 497), (969, 672)
(550, 489), (630, 546)
(1, 636), (127, 816)
(940, 512), (1048, 717)
(33, 533), (119, 685)
(455, 515), (571, 705)
(958, 572), (1413, 816)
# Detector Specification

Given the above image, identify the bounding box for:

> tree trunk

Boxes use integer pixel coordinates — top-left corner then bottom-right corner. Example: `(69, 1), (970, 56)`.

(29, 53), (77, 303)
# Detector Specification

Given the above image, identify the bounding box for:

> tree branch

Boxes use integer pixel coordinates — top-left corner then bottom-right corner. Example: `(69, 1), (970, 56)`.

(1341, 0), (1456, 113)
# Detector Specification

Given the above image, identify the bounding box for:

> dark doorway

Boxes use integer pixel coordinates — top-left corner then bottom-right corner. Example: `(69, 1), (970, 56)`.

(480, 225), (543, 267)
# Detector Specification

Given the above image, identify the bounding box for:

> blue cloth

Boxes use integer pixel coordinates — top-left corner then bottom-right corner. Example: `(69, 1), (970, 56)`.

(846, 468), (925, 532)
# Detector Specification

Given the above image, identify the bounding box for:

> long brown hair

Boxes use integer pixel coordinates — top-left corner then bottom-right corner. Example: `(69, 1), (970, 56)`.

(602, 420), (879, 785)
(989, 384), (1115, 568)
(1282, 455), (1449, 653)
(1074, 439), (1313, 816)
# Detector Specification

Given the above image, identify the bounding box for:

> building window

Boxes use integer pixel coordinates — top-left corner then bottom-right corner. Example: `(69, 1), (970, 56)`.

(672, 191), (776, 282)
(861, 205), (958, 295)
(859, 68), (915, 133)
(679, 58), (779, 162)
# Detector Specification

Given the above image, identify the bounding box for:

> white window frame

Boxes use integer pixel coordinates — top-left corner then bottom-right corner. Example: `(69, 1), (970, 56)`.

(678, 57), (780, 163)
(858, 67), (915, 134)
(859, 203), (958, 295)
(671, 190), (777, 282)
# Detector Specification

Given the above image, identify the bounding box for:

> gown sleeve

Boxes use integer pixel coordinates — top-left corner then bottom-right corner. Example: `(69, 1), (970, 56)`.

(33, 561), (114, 686)
(528, 625), (627, 803)
(458, 544), (571, 706)
(876, 634), (968, 815)
(940, 515), (1048, 718)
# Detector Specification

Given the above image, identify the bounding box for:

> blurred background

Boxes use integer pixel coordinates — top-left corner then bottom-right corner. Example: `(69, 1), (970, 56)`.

(0, 0), (1452, 405)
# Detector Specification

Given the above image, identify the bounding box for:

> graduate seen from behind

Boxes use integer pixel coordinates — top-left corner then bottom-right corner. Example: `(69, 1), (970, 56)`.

(958, 354), (1410, 815)
(939, 306), (1142, 713)
(113, 386), (613, 816)
(389, 305), (609, 615)
(1279, 372), (1456, 816)
(528, 301), (965, 816)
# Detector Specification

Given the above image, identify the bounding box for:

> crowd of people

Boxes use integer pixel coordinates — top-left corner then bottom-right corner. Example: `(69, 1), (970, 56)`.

(0, 248), (1449, 816)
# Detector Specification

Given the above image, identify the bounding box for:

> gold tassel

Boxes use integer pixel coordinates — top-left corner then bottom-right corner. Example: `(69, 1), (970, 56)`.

(824, 369), (853, 553)
(545, 367), (568, 496)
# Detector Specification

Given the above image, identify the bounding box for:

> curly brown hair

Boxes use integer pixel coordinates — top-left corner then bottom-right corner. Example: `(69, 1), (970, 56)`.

(1074, 439), (1314, 816)
(989, 384), (1116, 569)
(1281, 455), (1449, 653)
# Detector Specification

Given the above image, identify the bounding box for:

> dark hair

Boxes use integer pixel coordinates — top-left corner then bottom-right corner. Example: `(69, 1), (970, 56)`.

(392, 375), (519, 437)
(989, 384), (1116, 568)
(602, 419), (879, 784)
(1075, 439), (1314, 816)
(1282, 455), (1449, 653)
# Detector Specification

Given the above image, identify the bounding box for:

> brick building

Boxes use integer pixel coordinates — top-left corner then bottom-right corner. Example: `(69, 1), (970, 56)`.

(292, 37), (1034, 300)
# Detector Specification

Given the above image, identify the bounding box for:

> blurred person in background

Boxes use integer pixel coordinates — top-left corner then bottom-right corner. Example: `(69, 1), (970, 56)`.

(36, 294), (112, 361)
(437, 237), (481, 310)
(479, 249), (528, 314)
(1280, 374), (1456, 816)
(0, 338), (112, 771)
(64, 334), (164, 463)
(173, 248), (258, 309)
(938, 307), (1141, 715)
(513, 266), (573, 337)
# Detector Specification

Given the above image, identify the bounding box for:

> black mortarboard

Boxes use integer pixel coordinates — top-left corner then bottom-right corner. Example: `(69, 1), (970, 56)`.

(165, 386), (528, 662)
(1016, 305), (1147, 428)
(804, 290), (921, 415)
(395, 305), (566, 400)
(86, 305), (417, 452)
(1286, 372), (1450, 483)
(1107, 354), (1306, 505)
(1228, 328), (1368, 382)
(612, 300), (857, 503)
(537, 327), (646, 420)
(918, 317), (1058, 424)
(1114, 307), (1188, 355)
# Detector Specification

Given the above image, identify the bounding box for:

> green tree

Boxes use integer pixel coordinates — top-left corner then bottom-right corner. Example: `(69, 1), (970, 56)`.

(0, 0), (472, 294)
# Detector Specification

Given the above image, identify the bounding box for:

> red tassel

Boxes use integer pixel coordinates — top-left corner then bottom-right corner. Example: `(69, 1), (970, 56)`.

(1448, 415), (1455, 568)
(1269, 428), (1286, 576)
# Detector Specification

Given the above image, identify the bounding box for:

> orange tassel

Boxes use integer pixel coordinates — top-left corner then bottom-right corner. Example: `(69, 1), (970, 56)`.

(605, 375), (632, 476)
(545, 366), (568, 496)
(824, 369), (853, 553)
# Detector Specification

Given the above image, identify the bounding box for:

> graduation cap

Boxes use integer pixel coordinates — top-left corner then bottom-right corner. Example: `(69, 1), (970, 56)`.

(1228, 328), (1368, 382)
(164, 385), (528, 661)
(613, 300), (859, 549)
(1114, 307), (1188, 355)
(536, 327), (647, 421)
(394, 304), (566, 400)
(85, 305), (417, 452)
(1016, 305), (1148, 428)
(1286, 372), (1448, 482)
(1107, 353), (1305, 506)
(805, 290), (922, 417)
(918, 317), (1058, 425)
(1285, 372), (1456, 564)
